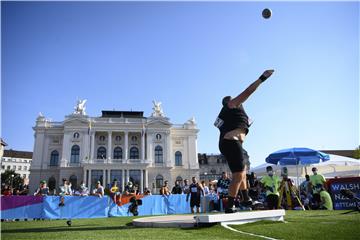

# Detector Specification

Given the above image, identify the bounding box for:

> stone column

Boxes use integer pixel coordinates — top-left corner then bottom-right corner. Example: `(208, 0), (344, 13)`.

(107, 131), (112, 162)
(90, 132), (95, 162)
(140, 169), (144, 193)
(144, 169), (148, 189)
(121, 169), (125, 192)
(107, 168), (111, 185)
(124, 131), (128, 161)
(141, 131), (145, 161)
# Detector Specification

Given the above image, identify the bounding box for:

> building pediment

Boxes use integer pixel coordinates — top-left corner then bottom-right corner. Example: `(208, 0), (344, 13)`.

(63, 116), (90, 126)
(147, 118), (172, 128)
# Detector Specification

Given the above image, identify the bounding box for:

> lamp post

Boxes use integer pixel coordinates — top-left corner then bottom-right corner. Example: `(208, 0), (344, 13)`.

(10, 174), (14, 191)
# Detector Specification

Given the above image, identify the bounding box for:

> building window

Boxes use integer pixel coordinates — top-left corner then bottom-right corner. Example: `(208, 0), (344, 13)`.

(129, 170), (141, 186)
(70, 145), (80, 163)
(115, 136), (121, 142)
(7, 166), (10, 170)
(113, 147), (123, 159)
(69, 175), (77, 189)
(1, 165), (4, 170)
(91, 170), (103, 187)
(155, 146), (163, 163)
(24, 166), (27, 171)
(18, 166), (22, 170)
(110, 170), (122, 191)
(155, 175), (163, 188)
(13, 165), (16, 170)
(50, 150), (59, 166)
(73, 132), (80, 139)
(156, 134), (162, 140)
(175, 151), (182, 166)
(97, 147), (107, 159)
(176, 176), (183, 183)
(130, 147), (139, 159)
(131, 136), (138, 142)
(99, 135), (106, 142)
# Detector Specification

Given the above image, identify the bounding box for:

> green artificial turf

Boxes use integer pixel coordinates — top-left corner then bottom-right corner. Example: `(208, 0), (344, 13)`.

(1, 211), (359, 240)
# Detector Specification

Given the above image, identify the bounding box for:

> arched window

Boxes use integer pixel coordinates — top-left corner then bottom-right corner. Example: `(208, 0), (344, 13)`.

(115, 136), (121, 142)
(113, 147), (123, 159)
(175, 151), (182, 166)
(130, 147), (139, 159)
(69, 175), (77, 190)
(131, 136), (138, 142)
(99, 135), (105, 142)
(155, 145), (163, 163)
(155, 175), (163, 188)
(97, 147), (107, 159)
(70, 145), (80, 163)
(73, 132), (80, 139)
(48, 177), (56, 191)
(156, 134), (162, 140)
(50, 150), (59, 166)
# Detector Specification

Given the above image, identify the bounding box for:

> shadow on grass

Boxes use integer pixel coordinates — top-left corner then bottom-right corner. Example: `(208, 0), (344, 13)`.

(2, 225), (136, 234)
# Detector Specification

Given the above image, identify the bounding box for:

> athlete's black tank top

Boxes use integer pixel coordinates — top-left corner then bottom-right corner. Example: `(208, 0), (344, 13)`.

(215, 104), (250, 140)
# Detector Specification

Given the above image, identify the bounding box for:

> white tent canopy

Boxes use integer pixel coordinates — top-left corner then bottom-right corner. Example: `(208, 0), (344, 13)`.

(250, 154), (360, 179)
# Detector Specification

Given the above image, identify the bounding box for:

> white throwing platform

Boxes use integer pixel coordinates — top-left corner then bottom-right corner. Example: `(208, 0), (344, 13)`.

(196, 210), (285, 225)
(133, 210), (285, 228)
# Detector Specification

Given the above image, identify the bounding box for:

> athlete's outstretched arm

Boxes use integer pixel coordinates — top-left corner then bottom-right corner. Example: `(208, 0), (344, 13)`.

(228, 69), (274, 108)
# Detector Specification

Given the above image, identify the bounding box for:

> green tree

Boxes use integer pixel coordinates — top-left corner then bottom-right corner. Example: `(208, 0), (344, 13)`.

(354, 146), (360, 159)
(1, 170), (22, 190)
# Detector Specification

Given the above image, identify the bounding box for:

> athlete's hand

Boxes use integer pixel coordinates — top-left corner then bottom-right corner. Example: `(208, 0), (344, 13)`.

(259, 69), (274, 82)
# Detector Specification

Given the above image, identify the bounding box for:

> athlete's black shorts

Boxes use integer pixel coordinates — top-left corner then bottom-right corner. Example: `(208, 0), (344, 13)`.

(190, 197), (201, 208)
(219, 139), (248, 173)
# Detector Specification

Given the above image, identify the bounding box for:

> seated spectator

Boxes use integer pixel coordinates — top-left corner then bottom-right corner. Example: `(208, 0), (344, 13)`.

(171, 180), (182, 194)
(144, 187), (152, 195)
(92, 181), (104, 197)
(317, 185), (333, 210)
(75, 181), (89, 196)
(16, 178), (29, 196)
(160, 180), (171, 196)
(59, 178), (72, 196)
(124, 181), (135, 195)
(2, 185), (12, 196)
(34, 180), (49, 196)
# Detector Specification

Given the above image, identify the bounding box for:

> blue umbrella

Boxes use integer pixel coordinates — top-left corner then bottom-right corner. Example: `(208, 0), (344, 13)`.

(266, 147), (330, 165)
(265, 148), (330, 196)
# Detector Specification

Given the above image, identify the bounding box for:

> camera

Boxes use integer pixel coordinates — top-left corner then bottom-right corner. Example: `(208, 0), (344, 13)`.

(128, 196), (142, 216)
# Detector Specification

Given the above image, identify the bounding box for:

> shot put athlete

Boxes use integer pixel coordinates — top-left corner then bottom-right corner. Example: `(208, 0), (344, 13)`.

(214, 69), (274, 213)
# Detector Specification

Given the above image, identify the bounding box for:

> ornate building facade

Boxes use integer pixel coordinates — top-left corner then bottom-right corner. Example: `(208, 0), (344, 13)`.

(29, 100), (199, 194)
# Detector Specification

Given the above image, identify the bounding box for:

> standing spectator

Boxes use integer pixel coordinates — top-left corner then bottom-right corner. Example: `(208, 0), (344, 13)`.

(309, 167), (326, 208)
(34, 181), (49, 196)
(110, 180), (121, 203)
(300, 175), (312, 209)
(186, 177), (204, 214)
(160, 180), (171, 196)
(92, 181), (104, 197)
(217, 172), (231, 199)
(171, 180), (183, 194)
(208, 184), (219, 211)
(260, 166), (281, 210)
(182, 179), (190, 194)
(201, 181), (210, 196)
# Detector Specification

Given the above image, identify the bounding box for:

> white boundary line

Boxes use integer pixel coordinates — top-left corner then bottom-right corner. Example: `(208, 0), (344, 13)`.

(221, 222), (282, 240)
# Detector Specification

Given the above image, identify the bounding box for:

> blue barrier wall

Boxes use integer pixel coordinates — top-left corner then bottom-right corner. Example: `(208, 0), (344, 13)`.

(1, 195), (192, 219)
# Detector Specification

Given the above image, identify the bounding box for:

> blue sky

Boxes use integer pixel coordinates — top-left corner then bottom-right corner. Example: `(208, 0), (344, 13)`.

(2, 1), (359, 167)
